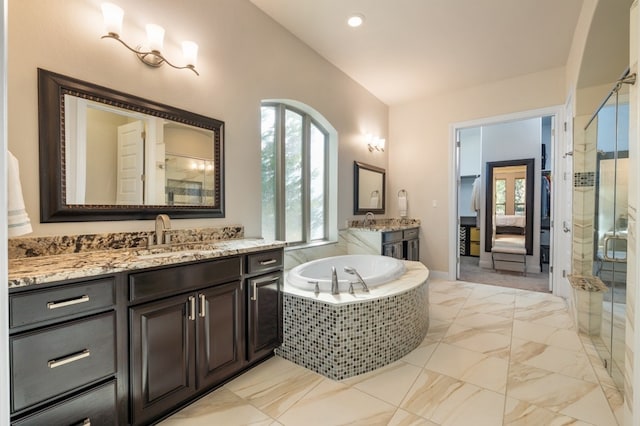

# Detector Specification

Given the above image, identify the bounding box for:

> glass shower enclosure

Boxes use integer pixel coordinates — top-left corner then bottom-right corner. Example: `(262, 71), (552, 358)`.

(585, 76), (630, 390)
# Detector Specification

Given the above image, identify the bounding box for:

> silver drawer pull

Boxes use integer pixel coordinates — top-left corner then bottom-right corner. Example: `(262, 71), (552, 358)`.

(259, 259), (277, 266)
(188, 296), (196, 321)
(47, 295), (90, 310)
(199, 294), (206, 318)
(48, 349), (91, 369)
(251, 282), (258, 302)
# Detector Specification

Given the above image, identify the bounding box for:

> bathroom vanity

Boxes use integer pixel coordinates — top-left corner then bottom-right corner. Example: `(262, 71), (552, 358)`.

(8, 235), (284, 426)
(347, 219), (421, 261)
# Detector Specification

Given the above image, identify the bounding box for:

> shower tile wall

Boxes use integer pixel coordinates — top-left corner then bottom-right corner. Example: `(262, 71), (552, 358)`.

(572, 122), (597, 277)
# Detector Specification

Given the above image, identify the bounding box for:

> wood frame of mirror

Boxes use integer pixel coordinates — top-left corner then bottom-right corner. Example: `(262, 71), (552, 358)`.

(353, 161), (385, 215)
(484, 158), (534, 254)
(38, 68), (224, 222)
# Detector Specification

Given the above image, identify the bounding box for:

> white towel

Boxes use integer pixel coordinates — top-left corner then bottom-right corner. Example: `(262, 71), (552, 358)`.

(398, 194), (407, 217)
(8, 151), (32, 237)
(369, 195), (379, 208)
(471, 176), (481, 211)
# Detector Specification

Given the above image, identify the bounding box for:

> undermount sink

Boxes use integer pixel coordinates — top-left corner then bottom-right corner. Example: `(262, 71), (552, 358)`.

(132, 243), (219, 260)
(133, 250), (206, 260)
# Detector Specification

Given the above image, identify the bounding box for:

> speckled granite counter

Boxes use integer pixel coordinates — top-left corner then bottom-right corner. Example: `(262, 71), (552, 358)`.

(8, 238), (285, 289)
(347, 218), (420, 232)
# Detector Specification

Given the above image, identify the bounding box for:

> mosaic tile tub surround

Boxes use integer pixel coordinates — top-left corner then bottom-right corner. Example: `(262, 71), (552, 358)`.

(276, 263), (429, 380)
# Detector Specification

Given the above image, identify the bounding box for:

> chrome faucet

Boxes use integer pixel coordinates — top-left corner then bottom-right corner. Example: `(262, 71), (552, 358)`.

(151, 214), (171, 247)
(344, 266), (369, 292)
(363, 212), (375, 227)
(331, 266), (339, 295)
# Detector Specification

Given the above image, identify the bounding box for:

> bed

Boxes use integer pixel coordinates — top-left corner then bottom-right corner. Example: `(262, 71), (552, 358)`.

(491, 215), (527, 275)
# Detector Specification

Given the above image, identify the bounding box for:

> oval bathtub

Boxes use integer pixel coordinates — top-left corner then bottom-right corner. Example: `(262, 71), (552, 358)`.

(287, 254), (406, 293)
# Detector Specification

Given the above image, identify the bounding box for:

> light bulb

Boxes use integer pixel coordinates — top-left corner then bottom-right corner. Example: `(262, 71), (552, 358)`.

(146, 24), (165, 52)
(182, 41), (198, 67)
(101, 2), (123, 36)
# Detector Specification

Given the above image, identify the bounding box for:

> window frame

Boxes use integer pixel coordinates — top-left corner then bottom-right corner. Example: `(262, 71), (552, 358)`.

(262, 102), (330, 246)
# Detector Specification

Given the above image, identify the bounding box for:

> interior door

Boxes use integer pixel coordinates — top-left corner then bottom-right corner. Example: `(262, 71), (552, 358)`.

(116, 121), (144, 205)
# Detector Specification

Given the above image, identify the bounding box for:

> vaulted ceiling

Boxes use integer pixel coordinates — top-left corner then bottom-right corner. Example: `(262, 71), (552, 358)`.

(251, 0), (585, 106)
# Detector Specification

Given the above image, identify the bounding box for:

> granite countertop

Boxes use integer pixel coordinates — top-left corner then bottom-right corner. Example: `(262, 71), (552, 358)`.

(349, 225), (419, 232)
(8, 238), (285, 289)
(347, 218), (421, 233)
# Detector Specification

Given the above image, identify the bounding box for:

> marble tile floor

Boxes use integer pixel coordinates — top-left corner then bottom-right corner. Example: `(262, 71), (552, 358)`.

(160, 278), (623, 426)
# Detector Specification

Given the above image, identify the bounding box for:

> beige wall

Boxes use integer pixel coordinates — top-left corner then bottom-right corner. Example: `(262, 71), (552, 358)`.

(388, 67), (565, 272)
(7, 0), (388, 237)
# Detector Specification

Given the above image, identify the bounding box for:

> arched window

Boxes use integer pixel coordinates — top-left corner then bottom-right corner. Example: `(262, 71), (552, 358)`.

(261, 101), (334, 245)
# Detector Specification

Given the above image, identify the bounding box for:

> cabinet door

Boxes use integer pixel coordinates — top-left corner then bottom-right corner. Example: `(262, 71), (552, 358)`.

(406, 239), (420, 261)
(247, 273), (282, 363)
(384, 242), (404, 259)
(196, 281), (244, 389)
(130, 294), (196, 425)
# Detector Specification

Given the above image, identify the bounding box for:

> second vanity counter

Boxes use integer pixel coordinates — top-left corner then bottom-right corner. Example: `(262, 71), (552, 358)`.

(9, 238), (285, 288)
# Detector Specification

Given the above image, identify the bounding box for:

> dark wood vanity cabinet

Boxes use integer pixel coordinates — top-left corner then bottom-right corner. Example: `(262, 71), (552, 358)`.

(8, 275), (122, 426)
(382, 228), (420, 261)
(8, 247), (283, 426)
(128, 249), (282, 425)
(128, 257), (244, 425)
(245, 250), (284, 363)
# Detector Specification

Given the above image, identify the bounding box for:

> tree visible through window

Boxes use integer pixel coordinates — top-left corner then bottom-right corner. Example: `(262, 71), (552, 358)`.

(495, 179), (506, 215)
(261, 103), (328, 245)
(514, 178), (526, 215)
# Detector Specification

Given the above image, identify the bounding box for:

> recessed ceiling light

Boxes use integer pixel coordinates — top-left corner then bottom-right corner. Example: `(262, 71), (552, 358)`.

(347, 14), (364, 28)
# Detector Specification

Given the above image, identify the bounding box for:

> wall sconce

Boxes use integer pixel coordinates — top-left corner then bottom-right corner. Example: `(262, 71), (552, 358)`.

(101, 3), (199, 76)
(367, 134), (385, 152)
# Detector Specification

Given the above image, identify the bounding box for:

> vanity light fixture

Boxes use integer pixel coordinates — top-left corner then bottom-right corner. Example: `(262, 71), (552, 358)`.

(100, 2), (199, 76)
(366, 134), (385, 152)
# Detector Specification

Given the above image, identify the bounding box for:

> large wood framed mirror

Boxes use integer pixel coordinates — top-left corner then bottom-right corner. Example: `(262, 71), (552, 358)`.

(484, 158), (535, 254)
(38, 68), (224, 222)
(353, 161), (385, 215)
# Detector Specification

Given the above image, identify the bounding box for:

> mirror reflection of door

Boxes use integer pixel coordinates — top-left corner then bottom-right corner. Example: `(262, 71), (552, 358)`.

(64, 94), (216, 207)
(116, 121), (144, 205)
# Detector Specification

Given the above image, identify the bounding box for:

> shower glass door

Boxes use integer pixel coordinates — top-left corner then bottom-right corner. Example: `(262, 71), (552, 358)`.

(590, 83), (629, 390)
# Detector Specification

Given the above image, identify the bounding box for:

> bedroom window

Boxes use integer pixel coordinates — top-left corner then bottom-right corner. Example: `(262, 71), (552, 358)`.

(514, 178), (526, 215)
(495, 179), (506, 215)
(261, 102), (329, 245)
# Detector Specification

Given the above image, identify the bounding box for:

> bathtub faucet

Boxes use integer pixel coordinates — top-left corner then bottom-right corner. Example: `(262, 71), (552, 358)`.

(344, 266), (369, 293)
(331, 266), (339, 295)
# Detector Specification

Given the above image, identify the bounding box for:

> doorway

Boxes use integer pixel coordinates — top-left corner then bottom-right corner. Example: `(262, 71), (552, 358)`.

(451, 108), (562, 293)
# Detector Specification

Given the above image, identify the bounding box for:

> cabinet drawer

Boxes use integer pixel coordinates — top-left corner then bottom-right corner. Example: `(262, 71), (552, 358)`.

(246, 250), (283, 275)
(129, 256), (241, 302)
(470, 241), (480, 256)
(9, 277), (115, 329)
(12, 380), (117, 426)
(470, 227), (480, 241)
(382, 231), (402, 243)
(403, 228), (419, 240)
(11, 312), (116, 412)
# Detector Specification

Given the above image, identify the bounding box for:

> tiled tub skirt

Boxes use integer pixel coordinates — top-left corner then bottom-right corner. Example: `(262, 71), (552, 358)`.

(275, 281), (429, 380)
